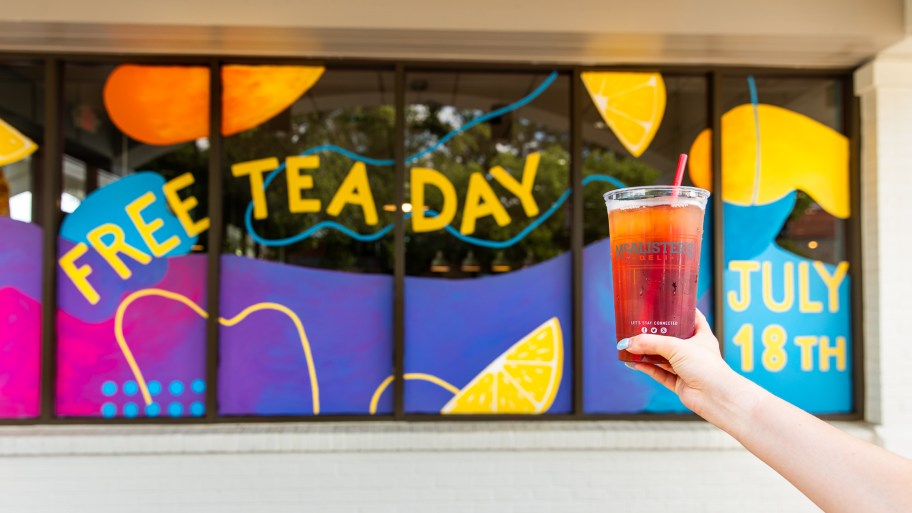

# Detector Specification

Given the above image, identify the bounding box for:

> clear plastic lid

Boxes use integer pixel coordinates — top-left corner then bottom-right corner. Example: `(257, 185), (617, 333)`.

(603, 186), (710, 212)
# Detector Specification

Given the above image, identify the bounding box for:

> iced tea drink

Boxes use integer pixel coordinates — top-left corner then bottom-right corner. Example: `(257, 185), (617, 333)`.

(604, 186), (710, 364)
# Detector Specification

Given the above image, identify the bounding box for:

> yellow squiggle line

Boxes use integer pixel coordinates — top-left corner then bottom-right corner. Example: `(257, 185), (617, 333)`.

(368, 373), (459, 414)
(114, 288), (320, 414)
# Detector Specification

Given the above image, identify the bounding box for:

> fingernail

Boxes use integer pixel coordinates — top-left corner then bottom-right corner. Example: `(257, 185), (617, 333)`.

(624, 362), (637, 370)
(616, 338), (630, 350)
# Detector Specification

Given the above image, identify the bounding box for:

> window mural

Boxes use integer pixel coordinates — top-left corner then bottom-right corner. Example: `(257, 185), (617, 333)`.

(0, 60), (855, 422)
(691, 76), (852, 413)
(580, 73), (712, 414)
(402, 72), (572, 415)
(0, 62), (42, 418)
(221, 68), (395, 416)
(56, 63), (209, 418)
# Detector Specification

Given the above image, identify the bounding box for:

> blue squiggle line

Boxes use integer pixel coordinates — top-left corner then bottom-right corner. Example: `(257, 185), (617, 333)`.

(404, 72), (558, 164)
(248, 173), (627, 248)
(747, 75), (762, 205)
(747, 75), (759, 106)
(440, 188), (572, 249)
(582, 175), (627, 189)
(246, 72), (560, 246)
(244, 72), (628, 248)
(264, 218), (395, 245)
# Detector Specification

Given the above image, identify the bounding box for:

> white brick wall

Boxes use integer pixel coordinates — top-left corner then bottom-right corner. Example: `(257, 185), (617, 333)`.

(0, 422), (837, 513)
(856, 53), (912, 456)
(0, 450), (816, 513)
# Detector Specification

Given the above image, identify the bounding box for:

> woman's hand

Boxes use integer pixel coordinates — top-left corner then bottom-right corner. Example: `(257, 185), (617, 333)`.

(620, 309), (912, 513)
(619, 309), (760, 434)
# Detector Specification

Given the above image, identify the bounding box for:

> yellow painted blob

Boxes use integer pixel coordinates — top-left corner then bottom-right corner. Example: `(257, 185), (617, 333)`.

(689, 104), (849, 218)
(104, 65), (325, 145)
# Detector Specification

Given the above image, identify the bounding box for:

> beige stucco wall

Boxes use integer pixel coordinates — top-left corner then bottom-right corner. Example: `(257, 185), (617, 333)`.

(0, 0), (904, 67)
(0, 0), (899, 35)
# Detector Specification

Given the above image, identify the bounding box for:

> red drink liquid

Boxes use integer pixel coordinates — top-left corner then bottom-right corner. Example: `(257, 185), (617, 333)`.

(604, 187), (709, 364)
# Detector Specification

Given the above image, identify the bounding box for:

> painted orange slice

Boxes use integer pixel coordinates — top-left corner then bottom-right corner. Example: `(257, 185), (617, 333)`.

(103, 65), (324, 145)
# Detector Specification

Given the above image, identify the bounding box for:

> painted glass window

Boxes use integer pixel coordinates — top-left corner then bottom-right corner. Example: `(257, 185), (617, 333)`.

(220, 67), (395, 416)
(403, 72), (572, 415)
(711, 76), (852, 413)
(0, 61), (43, 418)
(580, 73), (711, 414)
(0, 60), (857, 422)
(56, 63), (210, 418)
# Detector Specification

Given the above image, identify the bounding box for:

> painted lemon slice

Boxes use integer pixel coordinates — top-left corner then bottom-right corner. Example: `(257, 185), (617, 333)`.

(581, 72), (666, 157)
(442, 317), (563, 414)
(0, 118), (38, 166)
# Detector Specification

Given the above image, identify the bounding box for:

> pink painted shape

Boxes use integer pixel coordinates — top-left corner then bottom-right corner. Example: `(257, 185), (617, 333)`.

(0, 288), (41, 418)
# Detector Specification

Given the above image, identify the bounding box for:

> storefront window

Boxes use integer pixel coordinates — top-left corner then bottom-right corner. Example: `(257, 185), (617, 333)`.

(56, 63), (210, 418)
(220, 67), (395, 416)
(0, 61), (43, 418)
(702, 76), (852, 413)
(0, 56), (860, 422)
(403, 71), (572, 415)
(580, 73), (710, 414)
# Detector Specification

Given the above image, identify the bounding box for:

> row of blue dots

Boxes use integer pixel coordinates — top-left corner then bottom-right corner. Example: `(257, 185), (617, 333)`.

(101, 401), (205, 418)
(101, 379), (205, 398)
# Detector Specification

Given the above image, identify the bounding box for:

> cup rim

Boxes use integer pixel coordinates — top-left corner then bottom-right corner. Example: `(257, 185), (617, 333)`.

(603, 185), (710, 202)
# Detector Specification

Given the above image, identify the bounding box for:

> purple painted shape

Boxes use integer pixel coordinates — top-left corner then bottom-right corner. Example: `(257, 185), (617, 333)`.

(56, 254), (206, 417)
(0, 288), (41, 417)
(218, 255), (393, 416)
(582, 237), (691, 414)
(57, 237), (169, 323)
(0, 217), (42, 300)
(697, 291), (712, 325)
(404, 253), (573, 414)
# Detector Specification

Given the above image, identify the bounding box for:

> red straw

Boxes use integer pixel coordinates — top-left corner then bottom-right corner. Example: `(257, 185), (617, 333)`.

(673, 153), (688, 187)
(672, 153), (687, 197)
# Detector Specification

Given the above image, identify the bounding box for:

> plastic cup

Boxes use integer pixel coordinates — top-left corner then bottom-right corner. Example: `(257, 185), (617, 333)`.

(604, 186), (710, 364)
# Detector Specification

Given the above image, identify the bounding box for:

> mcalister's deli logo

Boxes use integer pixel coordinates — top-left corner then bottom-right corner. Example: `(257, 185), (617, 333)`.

(614, 241), (697, 261)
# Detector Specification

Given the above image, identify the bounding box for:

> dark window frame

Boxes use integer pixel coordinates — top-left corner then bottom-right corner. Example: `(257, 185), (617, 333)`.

(0, 53), (861, 424)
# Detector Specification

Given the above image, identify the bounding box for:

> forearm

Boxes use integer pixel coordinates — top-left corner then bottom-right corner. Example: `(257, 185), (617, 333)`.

(706, 373), (912, 513)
